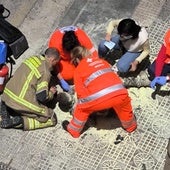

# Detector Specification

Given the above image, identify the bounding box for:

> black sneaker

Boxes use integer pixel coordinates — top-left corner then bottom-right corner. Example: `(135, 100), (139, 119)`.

(62, 120), (69, 131)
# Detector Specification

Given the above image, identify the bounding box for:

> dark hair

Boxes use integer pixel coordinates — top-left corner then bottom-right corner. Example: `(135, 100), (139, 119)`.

(117, 18), (141, 39)
(45, 47), (60, 59)
(62, 31), (80, 52)
(57, 92), (74, 112)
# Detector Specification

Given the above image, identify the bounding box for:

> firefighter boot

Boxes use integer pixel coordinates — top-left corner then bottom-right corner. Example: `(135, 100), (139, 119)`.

(123, 70), (150, 88)
(0, 101), (9, 121)
(0, 101), (23, 128)
(0, 116), (23, 128)
(22, 113), (57, 130)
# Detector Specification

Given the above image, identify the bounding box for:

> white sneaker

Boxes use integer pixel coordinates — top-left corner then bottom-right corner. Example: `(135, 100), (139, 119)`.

(111, 65), (118, 72)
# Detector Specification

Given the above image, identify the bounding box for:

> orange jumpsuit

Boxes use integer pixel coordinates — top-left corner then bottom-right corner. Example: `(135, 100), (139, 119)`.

(48, 26), (98, 80)
(67, 55), (137, 138)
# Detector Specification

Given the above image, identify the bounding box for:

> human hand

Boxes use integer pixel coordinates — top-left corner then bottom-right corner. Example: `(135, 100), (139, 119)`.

(50, 86), (57, 94)
(105, 33), (111, 41)
(60, 79), (70, 92)
(150, 76), (167, 89)
(129, 60), (139, 72)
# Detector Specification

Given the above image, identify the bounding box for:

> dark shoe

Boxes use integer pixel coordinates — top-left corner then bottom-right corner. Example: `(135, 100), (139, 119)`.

(0, 119), (12, 128)
(62, 120), (69, 131)
(0, 116), (23, 128)
(114, 134), (124, 145)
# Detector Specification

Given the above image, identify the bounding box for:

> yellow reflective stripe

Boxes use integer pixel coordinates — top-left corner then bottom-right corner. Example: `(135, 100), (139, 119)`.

(32, 56), (41, 65)
(28, 56), (41, 67)
(28, 118), (53, 130)
(37, 81), (48, 91)
(4, 88), (45, 114)
(35, 119), (53, 129)
(34, 119), (40, 129)
(20, 56), (42, 98)
(28, 118), (35, 130)
(19, 71), (34, 98)
(23, 60), (41, 79)
(40, 56), (45, 60)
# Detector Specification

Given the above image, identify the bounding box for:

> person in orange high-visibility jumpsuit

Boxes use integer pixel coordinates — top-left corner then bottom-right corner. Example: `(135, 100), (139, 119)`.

(148, 29), (170, 87)
(48, 26), (98, 84)
(62, 46), (137, 138)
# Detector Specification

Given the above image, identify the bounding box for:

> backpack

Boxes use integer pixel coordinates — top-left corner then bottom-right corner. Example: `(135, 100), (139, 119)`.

(0, 4), (29, 76)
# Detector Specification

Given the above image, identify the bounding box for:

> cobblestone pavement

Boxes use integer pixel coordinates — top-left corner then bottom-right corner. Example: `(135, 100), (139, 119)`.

(0, 0), (170, 169)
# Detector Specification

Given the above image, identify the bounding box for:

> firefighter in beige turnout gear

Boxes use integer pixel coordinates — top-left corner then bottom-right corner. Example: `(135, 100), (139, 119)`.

(0, 48), (60, 130)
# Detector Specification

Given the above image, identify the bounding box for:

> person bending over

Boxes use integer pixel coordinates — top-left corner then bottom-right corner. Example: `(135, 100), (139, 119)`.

(62, 46), (137, 138)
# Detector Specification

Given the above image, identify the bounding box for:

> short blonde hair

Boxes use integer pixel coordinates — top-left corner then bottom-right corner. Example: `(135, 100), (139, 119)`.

(71, 46), (91, 61)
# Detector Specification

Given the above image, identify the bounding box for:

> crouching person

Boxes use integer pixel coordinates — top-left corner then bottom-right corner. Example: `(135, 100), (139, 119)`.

(0, 48), (60, 130)
(62, 46), (137, 138)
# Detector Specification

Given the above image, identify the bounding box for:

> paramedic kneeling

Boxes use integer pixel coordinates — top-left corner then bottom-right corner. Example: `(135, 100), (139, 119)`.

(62, 46), (137, 138)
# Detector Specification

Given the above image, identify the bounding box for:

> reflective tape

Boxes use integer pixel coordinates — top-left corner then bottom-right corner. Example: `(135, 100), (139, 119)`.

(121, 116), (136, 129)
(19, 71), (34, 98)
(28, 118), (35, 130)
(24, 59), (41, 79)
(85, 68), (113, 86)
(68, 123), (82, 133)
(4, 88), (45, 114)
(37, 81), (48, 91)
(72, 117), (86, 126)
(78, 84), (125, 104)
(59, 26), (77, 33)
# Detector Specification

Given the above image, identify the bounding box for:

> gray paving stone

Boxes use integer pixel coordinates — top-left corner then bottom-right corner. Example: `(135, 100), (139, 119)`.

(0, 0), (38, 27)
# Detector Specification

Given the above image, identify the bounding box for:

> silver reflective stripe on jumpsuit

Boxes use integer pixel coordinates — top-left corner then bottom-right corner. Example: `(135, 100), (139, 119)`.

(68, 116), (86, 133)
(68, 67), (125, 134)
(80, 67), (125, 104)
(84, 68), (113, 86)
(78, 84), (125, 104)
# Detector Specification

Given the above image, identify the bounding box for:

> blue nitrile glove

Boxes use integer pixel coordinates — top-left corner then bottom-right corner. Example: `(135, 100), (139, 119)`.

(60, 79), (70, 92)
(150, 76), (167, 89)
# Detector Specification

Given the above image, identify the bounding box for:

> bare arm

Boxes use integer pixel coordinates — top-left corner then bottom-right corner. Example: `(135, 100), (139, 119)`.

(136, 40), (150, 63)
(105, 19), (122, 41)
(129, 40), (150, 72)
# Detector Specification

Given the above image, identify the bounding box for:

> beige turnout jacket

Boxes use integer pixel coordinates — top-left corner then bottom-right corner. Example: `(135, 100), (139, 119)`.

(2, 56), (54, 121)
